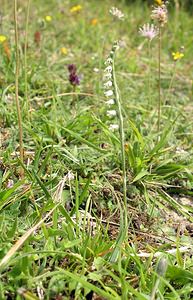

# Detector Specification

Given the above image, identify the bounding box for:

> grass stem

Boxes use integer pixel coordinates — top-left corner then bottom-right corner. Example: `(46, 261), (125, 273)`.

(164, 62), (177, 105)
(157, 26), (161, 134)
(112, 55), (128, 240)
(14, 0), (24, 177)
(24, 0), (31, 120)
(148, 40), (152, 107)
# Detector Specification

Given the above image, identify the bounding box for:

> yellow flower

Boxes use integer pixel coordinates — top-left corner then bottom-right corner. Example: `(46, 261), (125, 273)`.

(0, 35), (6, 43)
(70, 5), (82, 13)
(45, 15), (52, 22)
(155, 0), (164, 5)
(172, 51), (184, 61)
(61, 47), (68, 55)
(90, 18), (98, 26)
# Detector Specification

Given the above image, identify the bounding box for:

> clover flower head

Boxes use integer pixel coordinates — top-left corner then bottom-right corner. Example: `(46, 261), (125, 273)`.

(109, 124), (119, 131)
(107, 110), (117, 117)
(0, 35), (7, 43)
(104, 90), (113, 97)
(45, 15), (52, 22)
(70, 5), (82, 13)
(151, 4), (168, 26)
(139, 23), (158, 41)
(110, 7), (124, 20)
(172, 51), (184, 61)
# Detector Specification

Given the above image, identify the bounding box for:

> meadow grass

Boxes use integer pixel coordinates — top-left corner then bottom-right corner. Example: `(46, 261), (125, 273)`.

(0, 0), (193, 299)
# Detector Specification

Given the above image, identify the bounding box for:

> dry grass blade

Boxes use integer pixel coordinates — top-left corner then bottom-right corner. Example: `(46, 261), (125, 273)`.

(0, 204), (59, 270)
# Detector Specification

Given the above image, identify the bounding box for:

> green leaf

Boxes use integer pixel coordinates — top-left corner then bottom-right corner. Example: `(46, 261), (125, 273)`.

(132, 170), (149, 183)
(58, 269), (121, 300)
(167, 265), (193, 284)
(61, 126), (106, 153)
(0, 180), (24, 211)
(128, 119), (145, 147)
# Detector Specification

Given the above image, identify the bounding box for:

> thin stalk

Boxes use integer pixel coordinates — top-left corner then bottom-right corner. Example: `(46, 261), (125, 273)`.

(157, 25), (161, 133)
(147, 40), (152, 107)
(24, 0), (31, 119)
(113, 57), (128, 237)
(71, 85), (77, 117)
(150, 278), (160, 300)
(163, 62), (177, 105)
(14, 0), (24, 177)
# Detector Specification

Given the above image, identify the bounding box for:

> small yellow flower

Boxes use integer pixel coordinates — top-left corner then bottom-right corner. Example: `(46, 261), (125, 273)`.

(70, 5), (82, 13)
(172, 51), (184, 61)
(61, 47), (68, 55)
(45, 15), (52, 22)
(155, 0), (163, 5)
(91, 18), (98, 25)
(0, 35), (6, 43)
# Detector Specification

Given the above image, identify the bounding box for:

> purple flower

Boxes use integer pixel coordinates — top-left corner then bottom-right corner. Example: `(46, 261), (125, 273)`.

(68, 64), (77, 74)
(69, 72), (80, 86)
(67, 64), (80, 86)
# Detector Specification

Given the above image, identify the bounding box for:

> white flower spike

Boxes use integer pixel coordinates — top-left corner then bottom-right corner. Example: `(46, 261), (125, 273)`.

(104, 90), (114, 97)
(107, 110), (117, 117)
(105, 58), (113, 65)
(106, 99), (115, 105)
(109, 124), (119, 131)
(103, 72), (112, 80)
(104, 81), (113, 88)
(104, 66), (113, 73)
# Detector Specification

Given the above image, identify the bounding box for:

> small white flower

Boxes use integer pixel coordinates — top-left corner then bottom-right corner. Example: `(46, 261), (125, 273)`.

(139, 23), (158, 41)
(104, 81), (113, 88)
(106, 99), (115, 105)
(112, 43), (120, 51)
(104, 90), (113, 97)
(7, 179), (14, 188)
(104, 66), (112, 73)
(67, 171), (74, 181)
(107, 110), (117, 117)
(104, 57), (113, 65)
(109, 124), (119, 131)
(103, 72), (112, 80)
(110, 7), (124, 20)
(176, 147), (188, 155)
(93, 67), (99, 73)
